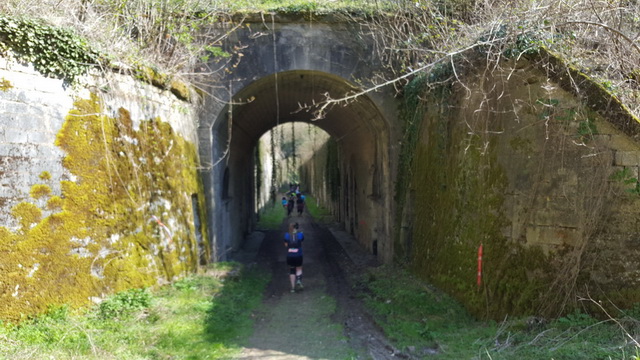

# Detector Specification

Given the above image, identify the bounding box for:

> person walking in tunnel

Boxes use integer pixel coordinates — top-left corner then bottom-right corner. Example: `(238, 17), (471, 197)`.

(296, 193), (305, 216)
(284, 222), (304, 293)
(287, 195), (295, 216)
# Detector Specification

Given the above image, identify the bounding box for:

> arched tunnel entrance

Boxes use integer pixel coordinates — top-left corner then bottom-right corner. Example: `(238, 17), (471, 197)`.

(208, 70), (393, 263)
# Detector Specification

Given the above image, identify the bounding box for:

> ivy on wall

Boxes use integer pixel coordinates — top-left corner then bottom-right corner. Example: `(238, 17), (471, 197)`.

(0, 15), (194, 101)
(394, 73), (428, 210)
(393, 64), (453, 262)
(0, 15), (100, 85)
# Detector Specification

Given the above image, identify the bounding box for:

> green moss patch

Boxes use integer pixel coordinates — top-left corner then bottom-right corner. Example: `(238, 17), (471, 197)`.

(398, 66), (555, 320)
(0, 93), (208, 322)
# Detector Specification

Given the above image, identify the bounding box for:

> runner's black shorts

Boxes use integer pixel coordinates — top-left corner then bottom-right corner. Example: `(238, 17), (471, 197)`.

(287, 255), (303, 267)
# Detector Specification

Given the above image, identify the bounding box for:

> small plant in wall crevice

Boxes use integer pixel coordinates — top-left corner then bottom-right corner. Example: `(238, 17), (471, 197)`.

(610, 167), (640, 196)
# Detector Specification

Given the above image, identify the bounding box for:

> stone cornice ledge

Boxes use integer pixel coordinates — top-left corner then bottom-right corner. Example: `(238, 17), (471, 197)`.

(528, 47), (640, 142)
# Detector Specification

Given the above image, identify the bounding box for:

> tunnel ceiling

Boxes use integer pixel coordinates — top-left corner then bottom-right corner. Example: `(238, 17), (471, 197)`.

(228, 70), (385, 144)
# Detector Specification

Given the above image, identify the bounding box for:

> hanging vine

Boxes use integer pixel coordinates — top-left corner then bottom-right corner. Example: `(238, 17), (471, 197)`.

(291, 121), (297, 180)
(269, 129), (276, 203)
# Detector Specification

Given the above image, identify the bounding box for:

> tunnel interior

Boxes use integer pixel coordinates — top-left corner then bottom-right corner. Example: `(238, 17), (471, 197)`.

(211, 70), (392, 260)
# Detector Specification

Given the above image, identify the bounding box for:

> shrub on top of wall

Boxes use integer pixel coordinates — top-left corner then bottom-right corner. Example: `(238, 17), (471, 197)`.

(0, 15), (100, 85)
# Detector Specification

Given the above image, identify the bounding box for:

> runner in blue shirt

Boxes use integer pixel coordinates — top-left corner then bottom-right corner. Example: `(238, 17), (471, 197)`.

(284, 222), (304, 293)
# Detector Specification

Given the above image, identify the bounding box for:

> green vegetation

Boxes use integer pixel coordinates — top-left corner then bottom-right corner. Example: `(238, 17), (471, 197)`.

(257, 201), (286, 230)
(394, 73), (428, 209)
(611, 167), (640, 196)
(304, 195), (333, 223)
(2, 248), (637, 359)
(577, 119), (597, 142)
(0, 263), (269, 359)
(257, 194), (331, 230)
(0, 0), (395, 89)
(96, 288), (152, 320)
(180, 0), (391, 13)
(0, 15), (100, 84)
(359, 264), (640, 359)
(28, 184), (51, 199)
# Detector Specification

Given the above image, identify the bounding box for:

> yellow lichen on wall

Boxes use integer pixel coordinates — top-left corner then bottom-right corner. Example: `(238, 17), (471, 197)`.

(29, 184), (52, 199)
(0, 77), (12, 91)
(0, 93), (208, 322)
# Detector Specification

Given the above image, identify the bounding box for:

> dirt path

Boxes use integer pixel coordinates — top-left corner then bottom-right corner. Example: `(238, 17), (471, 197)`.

(232, 212), (408, 360)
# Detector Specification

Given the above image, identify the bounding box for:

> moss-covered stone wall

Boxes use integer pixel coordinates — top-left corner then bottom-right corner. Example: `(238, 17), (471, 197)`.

(0, 59), (208, 322)
(299, 137), (340, 216)
(401, 54), (640, 320)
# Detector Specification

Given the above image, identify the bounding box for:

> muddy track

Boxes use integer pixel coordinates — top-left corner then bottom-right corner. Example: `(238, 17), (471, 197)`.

(233, 213), (411, 359)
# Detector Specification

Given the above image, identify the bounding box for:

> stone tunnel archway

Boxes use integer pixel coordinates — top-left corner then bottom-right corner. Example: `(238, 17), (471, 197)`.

(205, 69), (393, 262)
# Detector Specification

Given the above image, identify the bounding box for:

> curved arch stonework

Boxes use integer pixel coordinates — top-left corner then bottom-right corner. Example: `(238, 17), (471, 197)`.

(197, 14), (400, 262)
(202, 68), (395, 262)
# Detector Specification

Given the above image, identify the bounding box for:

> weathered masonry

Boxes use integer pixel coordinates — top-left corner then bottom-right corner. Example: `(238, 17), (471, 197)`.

(0, 59), (207, 320)
(1, 12), (640, 321)
(198, 14), (400, 263)
(199, 14), (640, 319)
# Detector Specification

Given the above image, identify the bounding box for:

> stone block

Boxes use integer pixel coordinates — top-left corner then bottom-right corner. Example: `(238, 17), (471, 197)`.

(592, 133), (613, 145)
(24, 76), (65, 94)
(611, 197), (640, 214)
(603, 213), (639, 235)
(35, 144), (63, 160)
(27, 131), (56, 145)
(532, 201), (580, 228)
(615, 151), (640, 167)
(557, 167), (579, 186)
(12, 89), (30, 104)
(24, 106), (50, 121)
(0, 101), (30, 115)
(0, 176), (30, 196)
(8, 143), (39, 158)
(0, 212), (19, 230)
(0, 182), (19, 197)
(6, 114), (43, 131)
(526, 225), (580, 248)
(32, 92), (73, 112)
(5, 129), (30, 144)
(580, 150), (614, 168)
(593, 133), (640, 150)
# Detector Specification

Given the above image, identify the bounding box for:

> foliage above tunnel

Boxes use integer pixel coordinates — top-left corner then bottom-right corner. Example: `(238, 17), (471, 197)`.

(0, 14), (194, 97)
(0, 15), (100, 84)
(2, 0), (637, 119)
